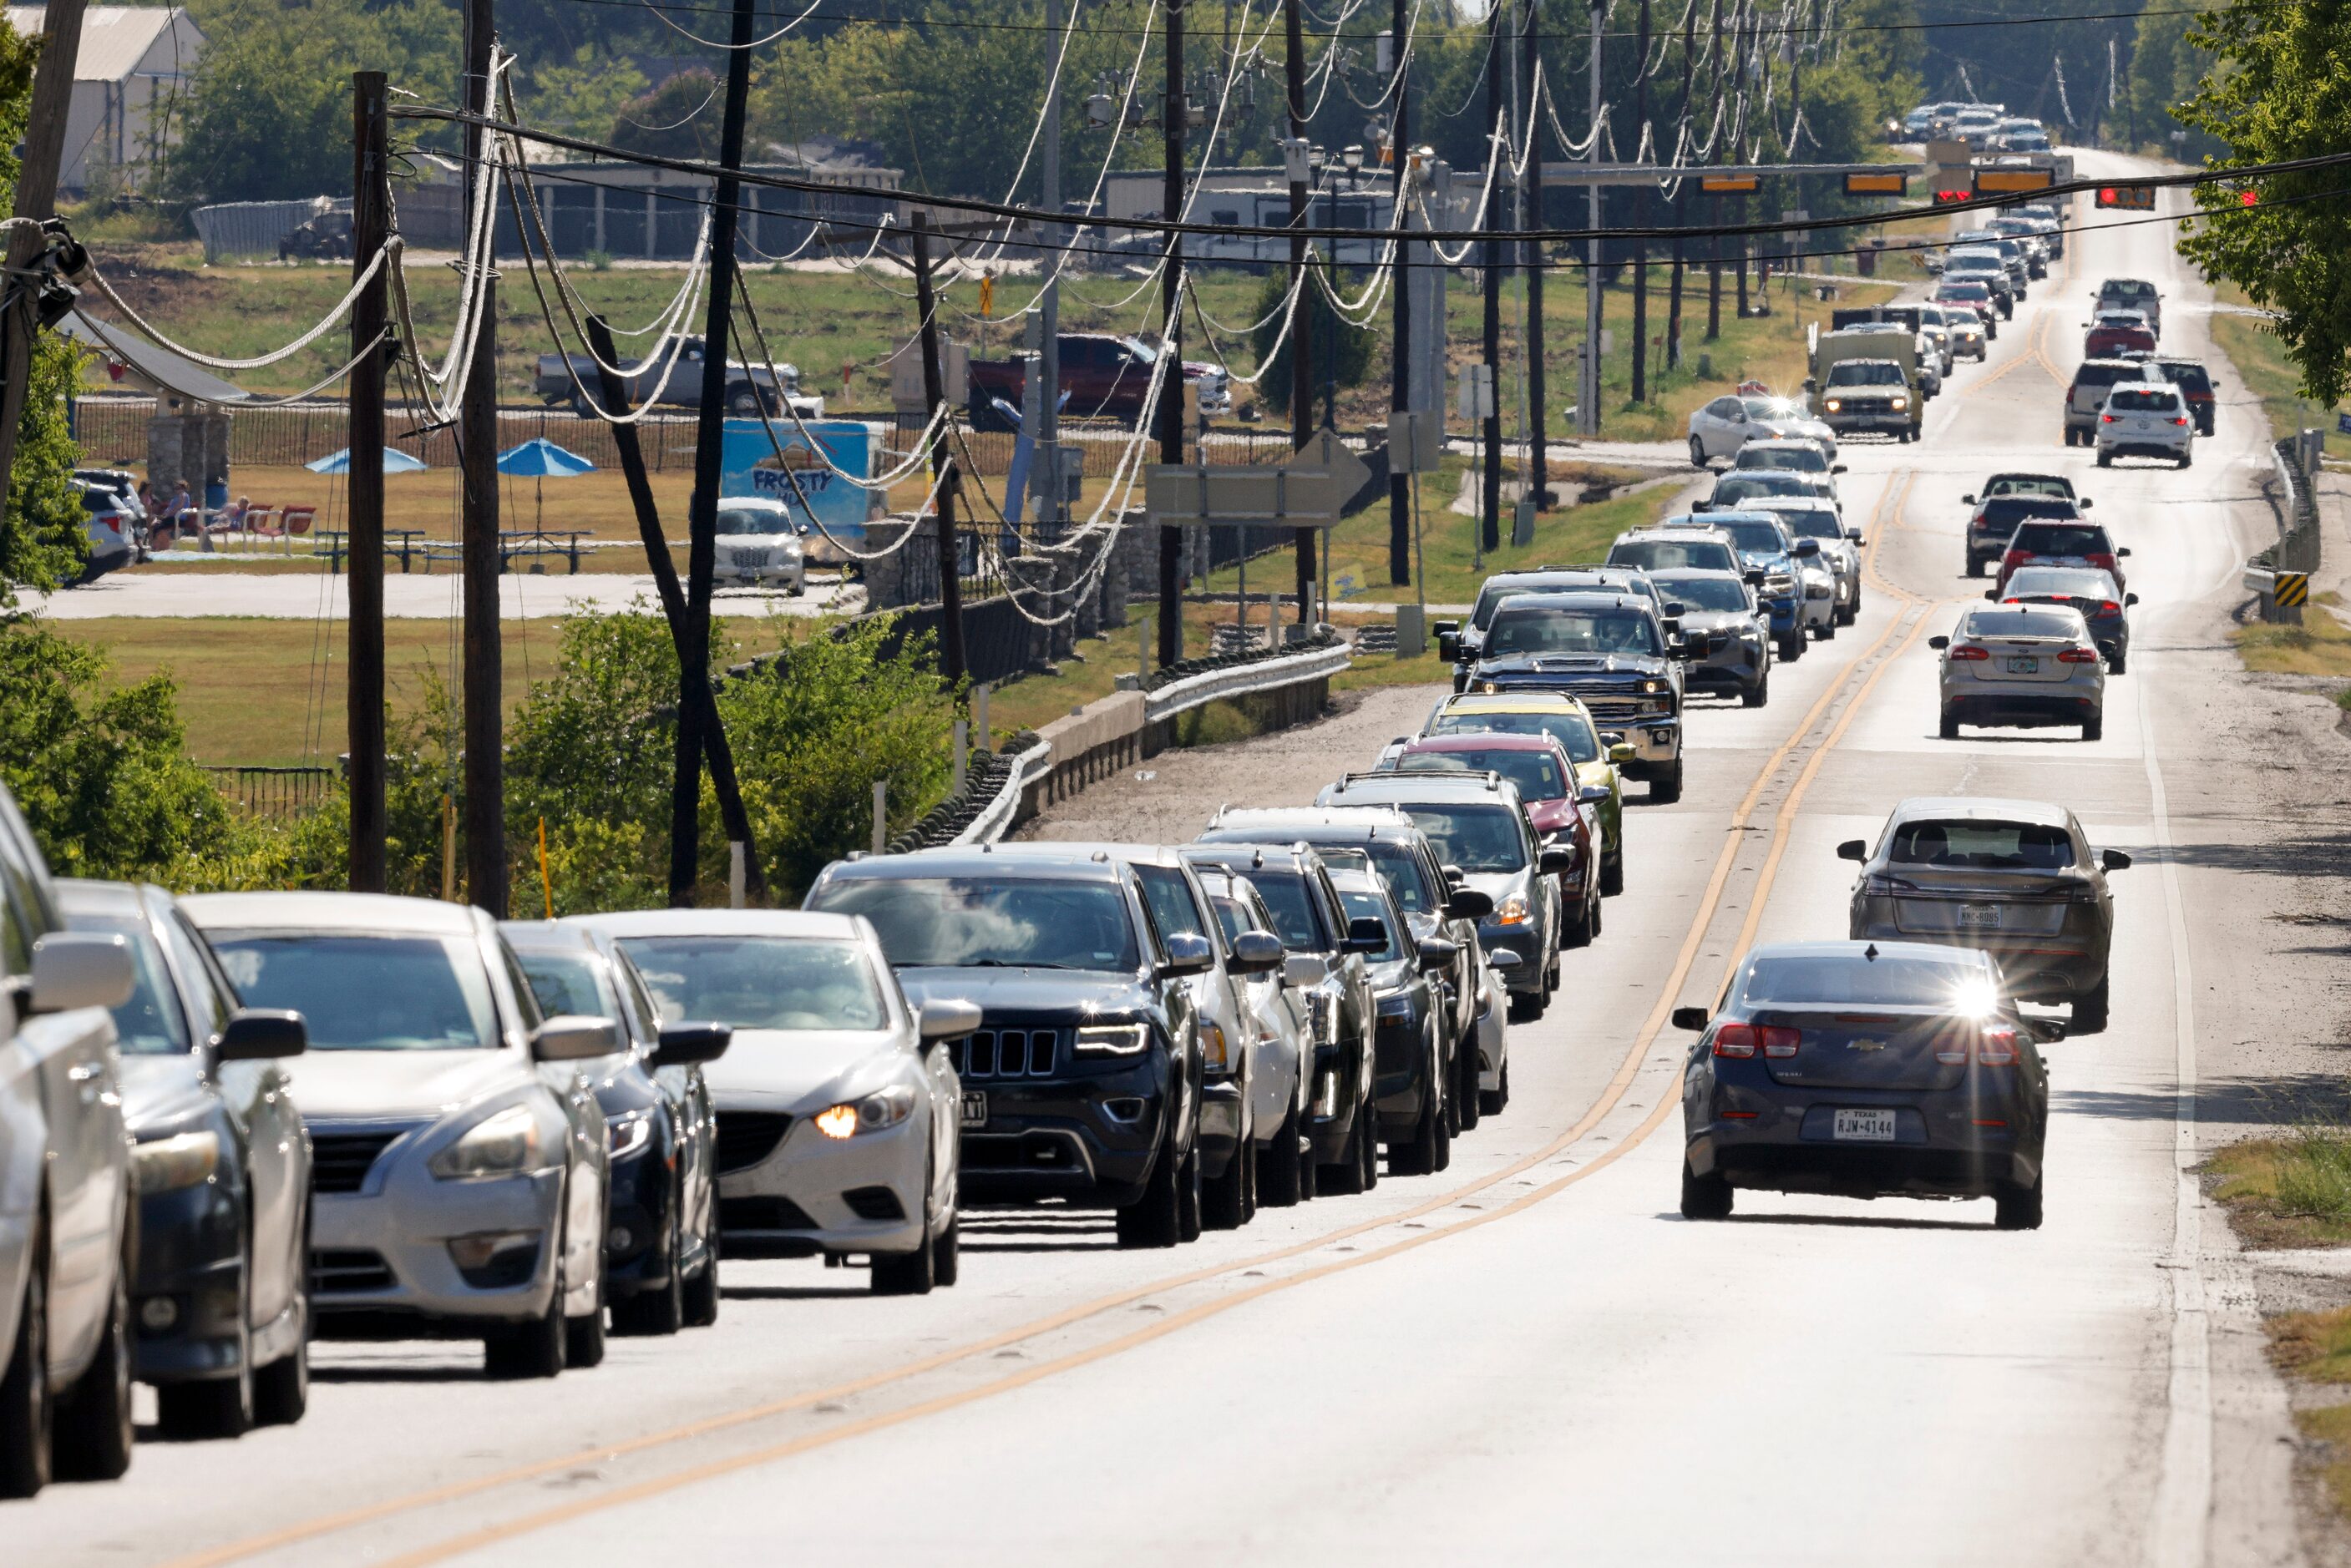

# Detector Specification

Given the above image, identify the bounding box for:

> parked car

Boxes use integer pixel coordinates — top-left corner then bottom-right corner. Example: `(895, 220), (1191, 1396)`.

(535, 335), (823, 419)
(1646, 567), (1774, 706)
(2150, 357), (2217, 435)
(1178, 843), (1383, 1195)
(1840, 796), (2128, 1031)
(58, 881), (312, 1439)
(1929, 602), (2106, 741)
(803, 847), (1214, 1242)
(72, 481), (137, 583)
(0, 786), (139, 1496)
(182, 892), (616, 1379)
(1747, 496), (1863, 624)
(1188, 863), (1318, 1206)
(1996, 566), (2136, 671)
(1674, 941), (2053, 1229)
(2095, 382), (2195, 468)
(504, 923), (728, 1331)
(966, 332), (1229, 429)
(712, 498), (808, 594)
(1400, 692), (1631, 896)
(1325, 868), (1457, 1176)
(1387, 733), (1605, 948)
(576, 910), (966, 1292)
(278, 208), (352, 262)
(1997, 518), (2129, 594)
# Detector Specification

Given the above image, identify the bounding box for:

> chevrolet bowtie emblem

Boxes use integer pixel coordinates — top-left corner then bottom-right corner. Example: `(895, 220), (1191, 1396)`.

(1847, 1039), (1887, 1052)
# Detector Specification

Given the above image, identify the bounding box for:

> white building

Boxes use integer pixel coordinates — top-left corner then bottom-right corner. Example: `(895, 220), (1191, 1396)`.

(3, 6), (203, 194)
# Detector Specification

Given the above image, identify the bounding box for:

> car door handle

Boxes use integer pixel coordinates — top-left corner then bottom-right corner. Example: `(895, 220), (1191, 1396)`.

(67, 1061), (104, 1082)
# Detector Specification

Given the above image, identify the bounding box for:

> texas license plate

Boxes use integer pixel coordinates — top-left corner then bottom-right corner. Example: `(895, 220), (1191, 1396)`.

(1958, 903), (2002, 929)
(1833, 1108), (1898, 1142)
(2006, 655), (2039, 674)
(959, 1091), (988, 1129)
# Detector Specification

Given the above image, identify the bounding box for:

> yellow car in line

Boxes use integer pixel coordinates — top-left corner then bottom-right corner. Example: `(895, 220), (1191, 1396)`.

(1397, 691), (1634, 897)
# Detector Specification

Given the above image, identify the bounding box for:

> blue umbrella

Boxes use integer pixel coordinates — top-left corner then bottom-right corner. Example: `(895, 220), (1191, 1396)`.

(496, 438), (596, 478)
(307, 446), (428, 474)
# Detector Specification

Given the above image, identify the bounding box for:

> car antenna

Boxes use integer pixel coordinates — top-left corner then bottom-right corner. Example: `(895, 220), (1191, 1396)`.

(1863, 943), (1880, 962)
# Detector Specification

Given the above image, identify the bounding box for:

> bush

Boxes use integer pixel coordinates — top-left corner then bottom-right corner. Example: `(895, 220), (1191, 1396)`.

(1249, 260), (1376, 419)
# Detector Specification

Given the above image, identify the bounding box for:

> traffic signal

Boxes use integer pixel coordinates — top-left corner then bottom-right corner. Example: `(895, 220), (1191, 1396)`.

(1701, 174), (1761, 194)
(1932, 189), (1971, 205)
(2095, 185), (2156, 210)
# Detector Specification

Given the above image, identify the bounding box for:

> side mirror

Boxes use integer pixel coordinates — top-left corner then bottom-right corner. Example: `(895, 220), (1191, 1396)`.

(1341, 916), (1389, 954)
(1280, 953), (1327, 989)
(1431, 620), (1459, 637)
(1690, 499), (1712, 512)
(1417, 938), (1460, 974)
(2126, 592), (2140, 606)
(1984, 588), (1999, 600)
(2100, 849), (2133, 872)
(1664, 602), (1688, 618)
(2079, 497), (2093, 509)
(1831, 463), (1848, 474)
(1845, 528), (1863, 543)
(2116, 546), (2132, 557)
(1609, 742), (1636, 764)
(1836, 839), (1867, 862)
(27, 932), (134, 1014)
(1661, 616), (1684, 641)
(1538, 846), (1577, 875)
(2039, 1019), (2070, 1043)
(1442, 864), (1467, 889)
(915, 999), (981, 1042)
(1227, 929), (1285, 975)
(1928, 635), (1951, 650)
(532, 1014), (622, 1063)
(1436, 631), (1461, 663)
(1579, 784), (1613, 806)
(1670, 1005), (1710, 1032)
(216, 1009), (307, 1061)
(1487, 948), (1523, 970)
(1793, 538), (1822, 557)
(1159, 931), (1215, 977)
(1960, 493), (1977, 506)
(1446, 888), (1494, 920)
(654, 1020), (734, 1066)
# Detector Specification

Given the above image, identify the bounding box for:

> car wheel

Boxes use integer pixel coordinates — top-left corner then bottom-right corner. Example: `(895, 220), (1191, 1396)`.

(1117, 1130), (1187, 1247)
(2083, 715), (2104, 742)
(484, 1284), (567, 1380)
(1390, 1072), (1443, 1177)
(1966, 555), (1984, 579)
(1432, 1062), (1455, 1171)
(1202, 1137), (1250, 1230)
(1742, 673), (1769, 708)
(1651, 757), (1684, 805)
(725, 385), (769, 417)
(2109, 648), (2128, 676)
(1816, 618), (1837, 641)
(564, 1289), (607, 1368)
(1590, 887), (1604, 938)
(1680, 1160), (1734, 1221)
(158, 1258), (255, 1440)
(1563, 897), (1594, 948)
(1994, 1176), (2044, 1231)
(681, 1252), (720, 1328)
(1689, 436), (1709, 469)
(1939, 709), (1961, 740)
(1778, 632), (1804, 662)
(252, 1328), (308, 1428)
(1358, 1098), (1381, 1191)
(54, 1233), (134, 1481)
(1456, 1029), (1482, 1133)
(2095, 450), (2112, 468)
(1258, 1094), (1306, 1208)
(1601, 844), (1625, 897)
(1318, 1106), (1370, 1196)
(2073, 976), (2111, 1034)
(612, 1206), (686, 1337)
(1834, 603), (1855, 627)
(2179, 451), (2192, 469)
(871, 1223), (938, 1293)
(1479, 1059), (1511, 1120)
(0, 1210), (52, 1498)
(1176, 1144), (1203, 1242)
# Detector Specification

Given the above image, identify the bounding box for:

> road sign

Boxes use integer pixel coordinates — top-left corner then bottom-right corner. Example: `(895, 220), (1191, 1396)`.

(2275, 571), (2310, 609)
(2336, 411), (2351, 437)
(1701, 174), (1760, 194)
(1973, 167), (2053, 194)
(2095, 184), (2156, 210)
(1844, 171), (1908, 197)
(1145, 430), (1371, 529)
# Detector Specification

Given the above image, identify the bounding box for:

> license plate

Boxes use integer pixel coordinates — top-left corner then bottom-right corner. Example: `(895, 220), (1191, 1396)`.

(2005, 655), (2039, 674)
(1833, 1109), (1898, 1142)
(959, 1091), (988, 1129)
(1958, 903), (2002, 929)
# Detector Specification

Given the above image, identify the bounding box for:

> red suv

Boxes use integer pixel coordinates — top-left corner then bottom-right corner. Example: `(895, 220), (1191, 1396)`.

(2084, 316), (2157, 359)
(1997, 519), (2130, 594)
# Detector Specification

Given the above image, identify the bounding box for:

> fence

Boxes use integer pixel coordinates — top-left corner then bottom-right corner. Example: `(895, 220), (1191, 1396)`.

(190, 200), (337, 264)
(203, 765), (338, 818)
(2275, 435), (2323, 574)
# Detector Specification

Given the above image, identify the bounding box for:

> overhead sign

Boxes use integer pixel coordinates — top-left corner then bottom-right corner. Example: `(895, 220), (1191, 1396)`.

(1701, 174), (1761, 194)
(1843, 171), (1908, 197)
(2095, 184), (2156, 210)
(1973, 167), (2053, 194)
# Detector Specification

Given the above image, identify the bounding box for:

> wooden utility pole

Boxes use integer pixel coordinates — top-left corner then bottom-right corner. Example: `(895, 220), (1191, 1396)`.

(1705, 0), (1725, 341)
(1283, 0), (1314, 627)
(910, 213), (967, 687)
(1523, 0), (1548, 489)
(0, 0), (89, 527)
(586, 313), (763, 900)
(1733, 5), (1751, 321)
(1386, 0), (1411, 585)
(348, 71), (390, 892)
(459, 0), (505, 917)
(1156, 0), (1188, 667)
(1667, 1), (1694, 367)
(1630, 0), (1651, 405)
(1578, 0), (1603, 438)
(671, 0), (757, 904)
(1480, 0), (1502, 554)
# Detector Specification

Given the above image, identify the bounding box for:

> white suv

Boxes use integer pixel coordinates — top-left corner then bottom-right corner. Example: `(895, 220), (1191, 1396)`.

(2095, 382), (2194, 470)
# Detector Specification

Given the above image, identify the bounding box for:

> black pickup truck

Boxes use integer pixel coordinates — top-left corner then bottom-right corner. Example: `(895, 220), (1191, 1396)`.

(535, 335), (823, 419)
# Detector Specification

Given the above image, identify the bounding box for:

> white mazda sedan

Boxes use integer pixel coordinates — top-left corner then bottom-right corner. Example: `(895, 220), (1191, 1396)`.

(569, 911), (976, 1296)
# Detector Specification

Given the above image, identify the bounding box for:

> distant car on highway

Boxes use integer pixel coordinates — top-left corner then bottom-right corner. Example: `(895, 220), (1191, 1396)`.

(1815, 358), (1918, 442)
(2083, 312), (2157, 360)
(1645, 567), (1774, 707)
(2095, 277), (2162, 336)
(1728, 437), (1847, 503)
(1670, 511), (1826, 654)
(2095, 382), (2195, 469)
(1746, 496), (1863, 624)
(1188, 862), (1319, 1206)
(1840, 796), (2129, 1033)
(1929, 280), (2000, 339)
(1387, 731), (1605, 948)
(1674, 939), (2054, 1229)
(1436, 564), (1663, 690)
(1686, 390), (1836, 467)
(1995, 565), (2136, 672)
(1962, 492), (2080, 579)
(1928, 300), (1990, 359)
(2149, 357), (2217, 434)
(1929, 602), (2106, 741)
(1400, 691), (1631, 894)
(2062, 358), (2146, 447)
(1996, 518), (2129, 594)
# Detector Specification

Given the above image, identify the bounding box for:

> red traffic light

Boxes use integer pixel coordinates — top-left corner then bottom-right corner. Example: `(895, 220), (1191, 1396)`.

(1932, 189), (1971, 206)
(2095, 185), (2156, 210)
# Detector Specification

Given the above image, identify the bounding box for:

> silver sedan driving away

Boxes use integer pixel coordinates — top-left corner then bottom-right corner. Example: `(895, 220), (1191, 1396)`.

(1929, 603), (2107, 741)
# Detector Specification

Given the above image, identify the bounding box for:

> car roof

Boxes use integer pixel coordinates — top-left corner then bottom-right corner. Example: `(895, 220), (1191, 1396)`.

(1984, 471), (2072, 486)
(1436, 691), (1593, 716)
(1324, 772), (1525, 806)
(1181, 842), (1322, 873)
(55, 878), (149, 918)
(1737, 437), (1822, 449)
(1886, 796), (2072, 830)
(2107, 381), (2179, 395)
(180, 889), (484, 936)
(814, 846), (1126, 883)
(1487, 589), (1659, 613)
(1204, 805), (1419, 834)
(567, 908), (869, 939)
(499, 920), (603, 953)
(1400, 731), (1563, 754)
(1741, 938), (1994, 967)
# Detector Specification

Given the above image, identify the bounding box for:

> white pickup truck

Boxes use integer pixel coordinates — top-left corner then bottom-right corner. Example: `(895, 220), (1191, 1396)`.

(0, 785), (138, 1496)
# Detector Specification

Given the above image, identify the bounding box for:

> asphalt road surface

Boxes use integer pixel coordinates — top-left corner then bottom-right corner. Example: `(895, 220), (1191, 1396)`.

(18, 150), (2328, 1566)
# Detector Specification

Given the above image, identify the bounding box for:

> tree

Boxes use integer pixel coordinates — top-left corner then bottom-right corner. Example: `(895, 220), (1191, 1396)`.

(0, 15), (86, 597)
(611, 69), (725, 163)
(1249, 260), (1375, 419)
(2122, 8), (2222, 159)
(2174, 3), (2351, 404)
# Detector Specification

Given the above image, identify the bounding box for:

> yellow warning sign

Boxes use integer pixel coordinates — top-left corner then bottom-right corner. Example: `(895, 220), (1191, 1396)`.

(2275, 572), (2310, 609)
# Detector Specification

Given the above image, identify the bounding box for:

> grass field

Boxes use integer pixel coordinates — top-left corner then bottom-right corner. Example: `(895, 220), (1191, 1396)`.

(2207, 280), (2351, 463)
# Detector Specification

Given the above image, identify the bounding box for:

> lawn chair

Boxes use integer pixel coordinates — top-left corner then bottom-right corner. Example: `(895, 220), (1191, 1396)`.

(281, 506), (317, 556)
(245, 504), (281, 539)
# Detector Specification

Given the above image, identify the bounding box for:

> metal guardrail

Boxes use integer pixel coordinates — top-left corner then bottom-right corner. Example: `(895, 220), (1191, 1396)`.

(1143, 640), (1353, 726)
(949, 739), (1053, 847)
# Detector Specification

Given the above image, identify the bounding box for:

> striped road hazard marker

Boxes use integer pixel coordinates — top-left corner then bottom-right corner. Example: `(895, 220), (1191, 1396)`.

(2275, 572), (2311, 609)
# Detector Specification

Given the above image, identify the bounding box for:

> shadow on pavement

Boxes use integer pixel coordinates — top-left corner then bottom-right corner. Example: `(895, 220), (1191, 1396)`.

(1662, 1210), (1994, 1232)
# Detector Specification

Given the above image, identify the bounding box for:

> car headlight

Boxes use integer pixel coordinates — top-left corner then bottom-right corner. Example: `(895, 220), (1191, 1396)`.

(606, 1109), (654, 1161)
(134, 1129), (221, 1195)
(816, 1083), (917, 1140)
(1201, 1020), (1230, 1071)
(1492, 895), (1531, 926)
(1074, 1023), (1149, 1056)
(1892, 396), (1910, 410)
(1640, 679), (1662, 694)
(429, 1105), (541, 1181)
(1375, 994), (1415, 1019)
(1823, 398), (1842, 412)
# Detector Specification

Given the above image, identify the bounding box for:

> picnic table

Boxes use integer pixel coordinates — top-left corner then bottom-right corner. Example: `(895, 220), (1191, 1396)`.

(498, 529), (591, 574)
(317, 529), (430, 574)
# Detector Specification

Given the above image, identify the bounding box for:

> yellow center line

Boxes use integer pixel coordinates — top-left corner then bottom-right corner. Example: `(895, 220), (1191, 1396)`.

(170, 473), (1937, 1568)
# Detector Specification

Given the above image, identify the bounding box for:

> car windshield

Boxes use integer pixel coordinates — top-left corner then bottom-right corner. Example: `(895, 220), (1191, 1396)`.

(1428, 708), (1600, 763)
(1484, 606), (1659, 657)
(715, 507), (793, 537)
(210, 933), (501, 1050)
(2013, 524), (2109, 554)
(1609, 537), (1736, 573)
(1769, 509), (1842, 541)
(1657, 576), (1751, 611)
(1827, 362), (1905, 387)
(1244, 870), (1325, 951)
(1938, 283), (1990, 301)
(1739, 952), (1991, 1009)
(2159, 362), (2212, 393)
(78, 916), (189, 1055)
(1337, 891), (1402, 961)
(2006, 568), (2115, 600)
(1736, 446), (1827, 473)
(1887, 819), (2077, 869)
(616, 936), (886, 1030)
(2109, 388), (2178, 412)
(1738, 397), (1786, 419)
(1472, 578), (1577, 630)
(1710, 518), (1791, 554)
(1398, 747), (1567, 801)
(1356, 841), (1437, 912)
(1403, 805), (1527, 873)
(809, 877), (1139, 973)
(1714, 477), (1816, 508)
(514, 949), (612, 1021)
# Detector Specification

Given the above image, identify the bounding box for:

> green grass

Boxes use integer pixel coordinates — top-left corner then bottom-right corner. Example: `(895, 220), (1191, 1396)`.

(2204, 1126), (2351, 1248)
(2232, 594), (2351, 680)
(2206, 278), (2351, 463)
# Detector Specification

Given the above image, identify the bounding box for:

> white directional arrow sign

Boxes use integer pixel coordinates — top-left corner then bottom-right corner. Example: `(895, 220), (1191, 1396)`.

(1144, 430), (1374, 529)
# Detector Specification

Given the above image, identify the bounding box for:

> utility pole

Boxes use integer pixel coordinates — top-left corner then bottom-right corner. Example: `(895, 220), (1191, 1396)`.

(348, 71), (390, 892)
(459, 0), (505, 917)
(910, 214), (967, 687)
(1039, 0), (1064, 535)
(1630, 0), (1650, 406)
(1157, 0), (1187, 667)
(1523, 0), (1548, 493)
(1733, 4), (1750, 321)
(1480, 0), (1502, 554)
(1580, 0), (1603, 438)
(1284, 0), (1315, 628)
(0, 0), (89, 527)
(1387, 0), (1411, 585)
(1705, 0), (1725, 341)
(1667, 1), (1693, 368)
(674, 0), (757, 904)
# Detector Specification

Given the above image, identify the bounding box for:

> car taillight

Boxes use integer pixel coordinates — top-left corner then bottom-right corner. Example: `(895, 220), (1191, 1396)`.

(1861, 873), (1918, 895)
(2100, 413), (2119, 422)
(1761, 1026), (1800, 1060)
(2171, 416), (2189, 426)
(2058, 647), (2100, 664)
(1948, 645), (1991, 661)
(1978, 1025), (2019, 1066)
(2097, 600), (2120, 616)
(1712, 1024), (1798, 1060)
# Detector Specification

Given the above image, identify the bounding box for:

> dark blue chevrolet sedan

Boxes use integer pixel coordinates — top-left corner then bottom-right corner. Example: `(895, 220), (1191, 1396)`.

(1674, 940), (2053, 1230)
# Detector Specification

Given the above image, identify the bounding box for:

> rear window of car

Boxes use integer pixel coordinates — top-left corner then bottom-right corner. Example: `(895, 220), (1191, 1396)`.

(1887, 820), (2077, 869)
(2005, 567), (2115, 600)
(1427, 708), (1601, 764)
(1963, 606), (2085, 640)
(1609, 537), (1736, 573)
(1655, 575), (1752, 611)
(1737, 952), (1990, 1008)
(2109, 388), (2180, 412)
(2073, 363), (2134, 391)
(1404, 804), (1529, 874)
(2011, 523), (2110, 554)
(1982, 497), (2079, 524)
(1767, 508), (1842, 540)
(1735, 446), (1827, 472)
(619, 936), (888, 1031)
(1398, 747), (1567, 802)
(2157, 362), (2212, 393)
(1984, 476), (2072, 499)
